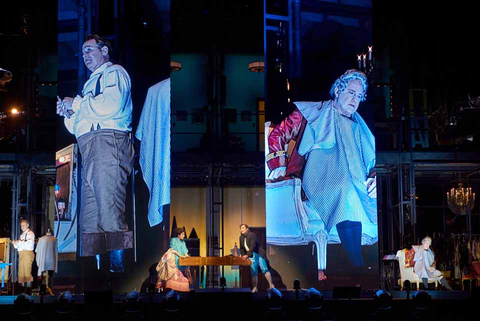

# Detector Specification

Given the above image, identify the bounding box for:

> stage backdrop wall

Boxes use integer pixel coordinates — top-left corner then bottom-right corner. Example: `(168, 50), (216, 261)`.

(171, 53), (264, 152)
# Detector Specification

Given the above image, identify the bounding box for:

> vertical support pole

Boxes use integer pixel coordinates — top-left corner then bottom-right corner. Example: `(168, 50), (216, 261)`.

(398, 166), (404, 236)
(77, 0), (86, 94)
(410, 164), (417, 241)
(86, 0), (92, 36)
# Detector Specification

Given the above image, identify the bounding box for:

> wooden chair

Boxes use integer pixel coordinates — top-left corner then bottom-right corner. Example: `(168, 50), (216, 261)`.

(461, 275), (478, 291)
(461, 261), (480, 290)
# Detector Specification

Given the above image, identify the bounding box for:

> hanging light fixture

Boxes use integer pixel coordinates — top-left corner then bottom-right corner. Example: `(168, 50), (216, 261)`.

(170, 61), (182, 72)
(446, 182), (475, 215)
(248, 61), (264, 73)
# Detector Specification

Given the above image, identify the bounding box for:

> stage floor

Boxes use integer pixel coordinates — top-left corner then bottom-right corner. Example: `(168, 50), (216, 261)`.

(0, 288), (472, 305)
(1, 288), (475, 321)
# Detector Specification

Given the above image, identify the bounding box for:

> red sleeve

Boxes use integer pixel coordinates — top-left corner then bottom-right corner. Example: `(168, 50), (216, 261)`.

(405, 248), (415, 268)
(267, 109), (304, 171)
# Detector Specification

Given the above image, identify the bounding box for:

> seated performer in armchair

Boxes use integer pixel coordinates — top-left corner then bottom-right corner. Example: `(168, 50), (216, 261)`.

(267, 69), (377, 280)
(413, 236), (452, 290)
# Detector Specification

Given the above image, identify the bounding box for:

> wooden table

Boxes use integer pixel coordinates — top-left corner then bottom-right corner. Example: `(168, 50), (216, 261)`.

(179, 256), (251, 290)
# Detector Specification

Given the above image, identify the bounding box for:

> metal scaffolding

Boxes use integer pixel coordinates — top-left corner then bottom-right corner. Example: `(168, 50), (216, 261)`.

(0, 154), (55, 294)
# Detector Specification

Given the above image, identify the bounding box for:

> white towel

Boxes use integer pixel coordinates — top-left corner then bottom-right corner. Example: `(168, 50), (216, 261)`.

(135, 78), (171, 227)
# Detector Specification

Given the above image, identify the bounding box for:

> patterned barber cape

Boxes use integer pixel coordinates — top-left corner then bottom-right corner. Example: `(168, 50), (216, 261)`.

(297, 101), (377, 234)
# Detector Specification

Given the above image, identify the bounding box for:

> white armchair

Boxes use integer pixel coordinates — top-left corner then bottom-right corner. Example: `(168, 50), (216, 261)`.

(396, 249), (438, 290)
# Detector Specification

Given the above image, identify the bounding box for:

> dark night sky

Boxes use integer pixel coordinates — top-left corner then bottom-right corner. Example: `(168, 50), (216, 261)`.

(0, 2), (57, 111)
(374, 1), (480, 100)
(0, 1), (57, 152)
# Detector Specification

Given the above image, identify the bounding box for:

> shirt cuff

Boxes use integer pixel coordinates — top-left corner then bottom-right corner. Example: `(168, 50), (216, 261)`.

(72, 95), (82, 113)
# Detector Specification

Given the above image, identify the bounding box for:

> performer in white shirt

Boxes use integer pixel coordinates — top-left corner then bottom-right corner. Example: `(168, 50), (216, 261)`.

(11, 219), (35, 290)
(57, 34), (134, 272)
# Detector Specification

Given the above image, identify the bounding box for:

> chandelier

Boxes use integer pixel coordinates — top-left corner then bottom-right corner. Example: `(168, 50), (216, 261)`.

(447, 182), (475, 215)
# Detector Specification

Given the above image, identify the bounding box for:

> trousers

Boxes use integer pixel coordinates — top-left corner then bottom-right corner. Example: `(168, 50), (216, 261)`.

(77, 129), (134, 256)
(18, 250), (34, 283)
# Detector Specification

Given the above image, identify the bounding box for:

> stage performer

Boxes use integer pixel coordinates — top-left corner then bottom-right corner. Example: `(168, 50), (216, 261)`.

(267, 69), (377, 280)
(11, 219), (35, 293)
(413, 236), (452, 290)
(35, 228), (58, 294)
(239, 223), (275, 293)
(57, 34), (134, 271)
(156, 228), (191, 292)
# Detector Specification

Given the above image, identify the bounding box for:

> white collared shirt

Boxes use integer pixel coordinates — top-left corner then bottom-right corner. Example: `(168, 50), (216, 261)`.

(64, 61), (133, 138)
(14, 229), (35, 251)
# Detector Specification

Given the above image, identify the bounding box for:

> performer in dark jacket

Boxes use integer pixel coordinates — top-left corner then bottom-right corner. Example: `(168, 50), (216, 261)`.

(239, 224), (275, 293)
